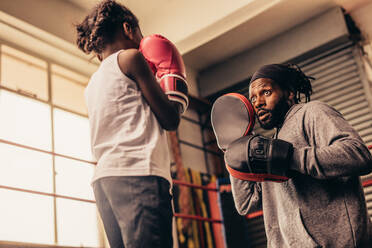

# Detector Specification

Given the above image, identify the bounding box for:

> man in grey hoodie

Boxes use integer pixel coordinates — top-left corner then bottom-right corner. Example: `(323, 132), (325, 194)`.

(224, 64), (372, 247)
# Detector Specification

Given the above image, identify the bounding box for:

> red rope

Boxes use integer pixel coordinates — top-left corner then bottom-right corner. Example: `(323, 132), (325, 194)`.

(173, 179), (218, 191)
(174, 213), (222, 223)
(1, 138), (371, 222)
(246, 210), (263, 219)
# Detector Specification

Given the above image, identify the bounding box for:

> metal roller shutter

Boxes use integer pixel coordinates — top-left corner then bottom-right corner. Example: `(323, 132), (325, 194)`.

(299, 43), (372, 146)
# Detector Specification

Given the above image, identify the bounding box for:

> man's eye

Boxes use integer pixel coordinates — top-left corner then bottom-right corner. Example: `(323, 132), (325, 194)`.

(250, 97), (256, 103)
(264, 90), (271, 96)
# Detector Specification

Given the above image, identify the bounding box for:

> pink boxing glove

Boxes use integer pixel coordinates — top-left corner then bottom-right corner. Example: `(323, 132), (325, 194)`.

(139, 34), (189, 113)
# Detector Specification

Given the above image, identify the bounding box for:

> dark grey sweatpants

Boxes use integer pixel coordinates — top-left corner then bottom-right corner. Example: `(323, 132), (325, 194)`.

(93, 176), (173, 248)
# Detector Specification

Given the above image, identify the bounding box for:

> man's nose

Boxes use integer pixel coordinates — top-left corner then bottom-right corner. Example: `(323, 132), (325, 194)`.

(254, 96), (265, 108)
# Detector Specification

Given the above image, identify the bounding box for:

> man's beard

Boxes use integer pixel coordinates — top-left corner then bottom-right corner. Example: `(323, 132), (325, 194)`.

(257, 97), (290, 130)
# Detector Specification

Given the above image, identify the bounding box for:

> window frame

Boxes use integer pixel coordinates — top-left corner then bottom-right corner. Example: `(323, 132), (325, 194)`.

(0, 42), (102, 248)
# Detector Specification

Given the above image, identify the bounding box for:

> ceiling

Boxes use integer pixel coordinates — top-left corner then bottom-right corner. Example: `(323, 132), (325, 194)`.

(67, 0), (367, 71)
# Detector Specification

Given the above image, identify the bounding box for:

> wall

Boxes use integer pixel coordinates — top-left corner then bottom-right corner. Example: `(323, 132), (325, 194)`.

(0, 0), (85, 44)
(198, 7), (350, 97)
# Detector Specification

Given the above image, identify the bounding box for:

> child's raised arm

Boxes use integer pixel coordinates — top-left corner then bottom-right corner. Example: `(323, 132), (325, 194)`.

(118, 48), (181, 130)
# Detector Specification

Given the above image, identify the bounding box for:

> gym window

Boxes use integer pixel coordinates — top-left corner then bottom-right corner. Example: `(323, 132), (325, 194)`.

(0, 44), (100, 247)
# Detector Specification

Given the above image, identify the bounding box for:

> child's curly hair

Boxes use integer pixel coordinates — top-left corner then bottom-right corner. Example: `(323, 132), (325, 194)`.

(75, 0), (139, 54)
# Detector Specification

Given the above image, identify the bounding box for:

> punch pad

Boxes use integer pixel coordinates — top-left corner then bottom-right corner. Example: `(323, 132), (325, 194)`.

(211, 93), (255, 150)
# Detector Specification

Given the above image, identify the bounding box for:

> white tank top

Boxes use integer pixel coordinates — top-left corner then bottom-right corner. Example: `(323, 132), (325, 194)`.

(85, 50), (171, 185)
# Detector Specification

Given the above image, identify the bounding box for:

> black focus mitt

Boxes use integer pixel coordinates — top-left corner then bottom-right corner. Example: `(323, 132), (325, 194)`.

(211, 93), (292, 182)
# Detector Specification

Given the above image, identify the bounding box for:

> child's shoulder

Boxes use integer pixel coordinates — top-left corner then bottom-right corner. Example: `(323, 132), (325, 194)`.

(117, 48), (142, 63)
(117, 48), (149, 77)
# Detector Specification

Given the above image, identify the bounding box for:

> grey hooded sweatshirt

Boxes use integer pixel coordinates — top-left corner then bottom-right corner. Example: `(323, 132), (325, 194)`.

(231, 101), (372, 248)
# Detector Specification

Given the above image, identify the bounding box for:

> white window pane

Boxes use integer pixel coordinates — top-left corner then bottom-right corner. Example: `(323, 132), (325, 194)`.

(57, 198), (99, 247)
(1, 45), (48, 101)
(0, 143), (53, 193)
(51, 64), (88, 115)
(55, 157), (94, 200)
(0, 189), (54, 244)
(0, 90), (52, 150)
(53, 108), (92, 161)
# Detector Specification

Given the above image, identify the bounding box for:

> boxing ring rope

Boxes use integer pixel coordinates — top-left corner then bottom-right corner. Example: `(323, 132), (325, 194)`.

(0, 138), (225, 223)
(172, 179), (223, 223)
(0, 137), (371, 223)
(173, 213), (222, 223)
(172, 179), (219, 192)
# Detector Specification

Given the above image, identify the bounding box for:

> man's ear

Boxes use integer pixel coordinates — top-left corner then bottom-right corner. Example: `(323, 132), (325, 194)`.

(288, 91), (294, 100)
(287, 91), (295, 104)
(283, 90), (295, 105)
